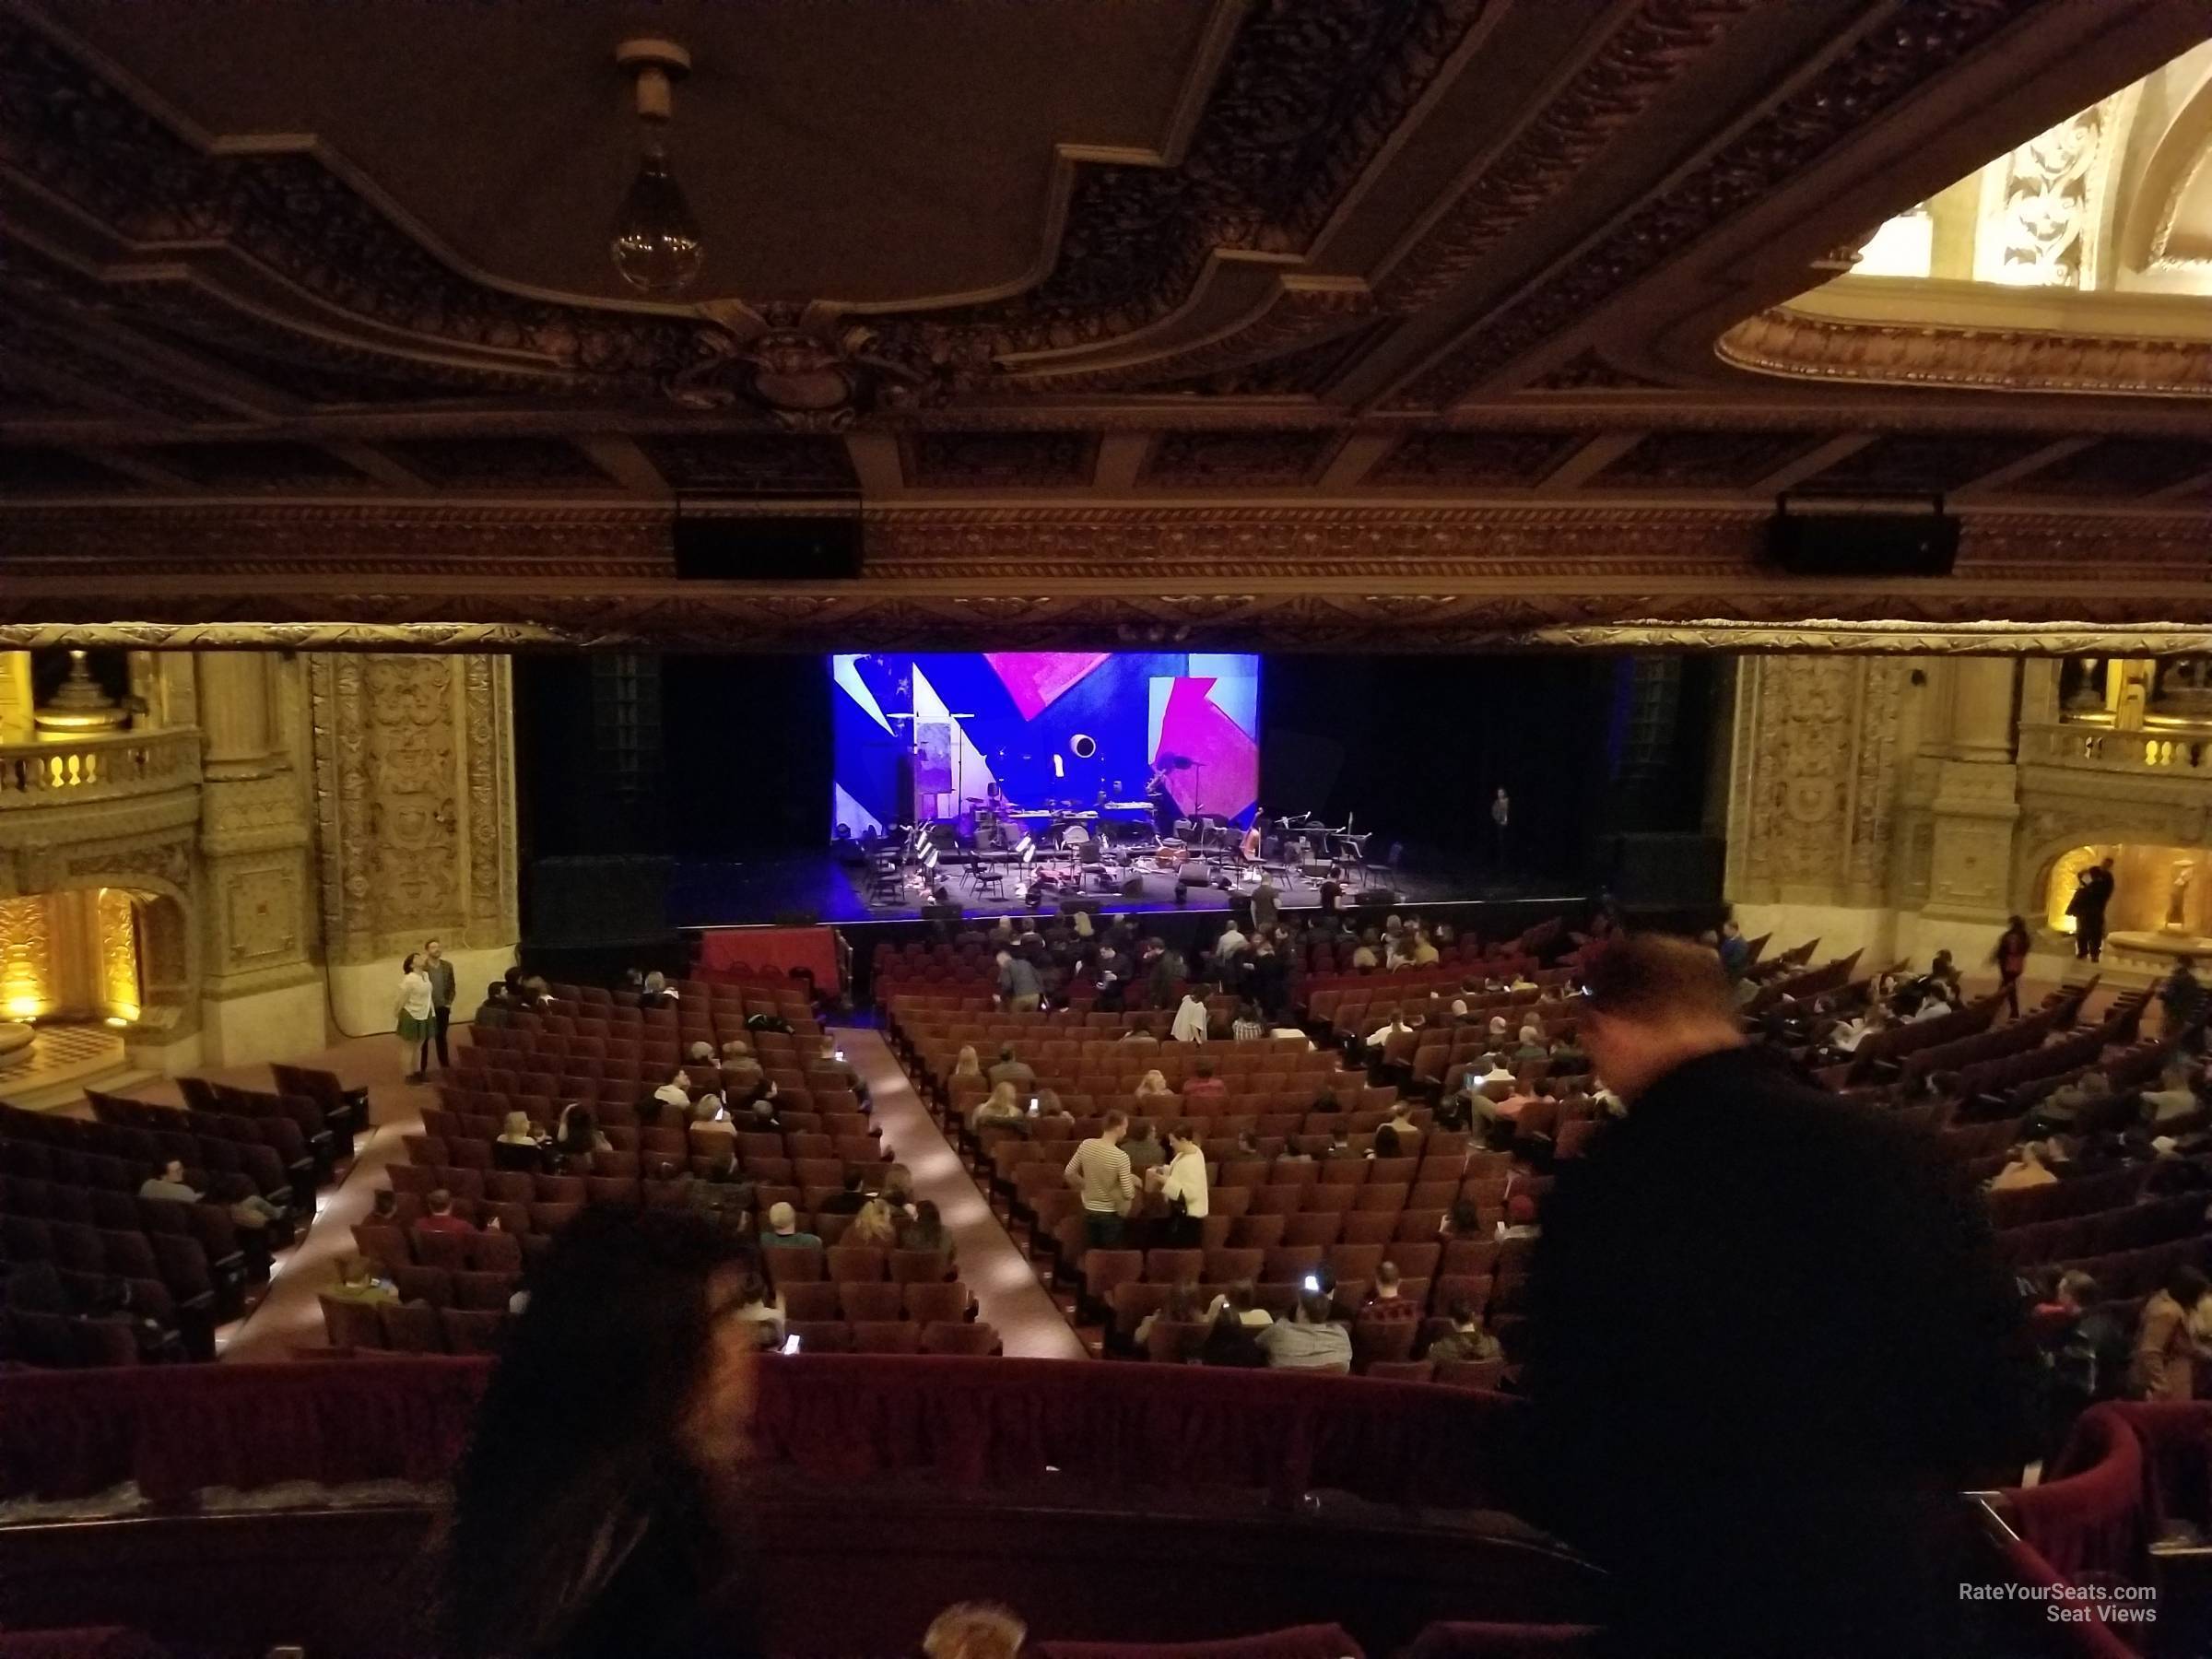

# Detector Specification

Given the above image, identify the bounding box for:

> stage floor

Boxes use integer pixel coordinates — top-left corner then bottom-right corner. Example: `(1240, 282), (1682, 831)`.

(667, 850), (1573, 931)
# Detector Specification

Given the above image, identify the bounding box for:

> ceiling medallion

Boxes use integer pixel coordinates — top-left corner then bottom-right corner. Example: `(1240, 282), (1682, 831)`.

(667, 300), (973, 430)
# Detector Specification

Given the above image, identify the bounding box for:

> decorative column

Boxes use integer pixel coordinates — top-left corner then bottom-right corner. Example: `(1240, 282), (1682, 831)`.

(1919, 659), (2021, 931)
(194, 651), (323, 1063)
(308, 653), (519, 1038)
(0, 653), (32, 743)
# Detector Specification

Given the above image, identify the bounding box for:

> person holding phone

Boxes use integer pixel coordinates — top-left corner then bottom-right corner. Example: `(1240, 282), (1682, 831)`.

(1148, 1123), (1208, 1249)
(1253, 1288), (1351, 1372)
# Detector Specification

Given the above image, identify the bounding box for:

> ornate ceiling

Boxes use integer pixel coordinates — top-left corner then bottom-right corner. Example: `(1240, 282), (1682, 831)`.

(2, 0), (2209, 652)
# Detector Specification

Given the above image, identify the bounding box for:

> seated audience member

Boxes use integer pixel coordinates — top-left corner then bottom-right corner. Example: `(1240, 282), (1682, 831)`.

(1497, 1192), (1541, 1241)
(1383, 1101), (1421, 1147)
(986, 1044), (1035, 1092)
(472, 981), (512, 1030)
(495, 1111), (548, 1171)
(1134, 1281), (1206, 1349)
(1134, 1068), (1174, 1101)
(1231, 1000), (1267, 1041)
(2040, 1270), (2126, 1460)
(2141, 1062), (2205, 1126)
(1200, 1304), (1269, 1368)
(1255, 1289), (1353, 1372)
(554, 1102), (611, 1160)
(1440, 1199), (1486, 1241)
(1349, 934), (1380, 971)
(441, 1208), (755, 1659)
(1321, 1123), (1355, 1159)
(818, 1171), (869, 1216)
(329, 1254), (399, 1306)
(1365, 1007), (1412, 1053)
(2132, 1264), (2211, 1401)
(899, 1198), (957, 1274)
(1117, 1026), (1156, 1046)
(1181, 1056), (1228, 1101)
(880, 1163), (916, 1217)
(1030, 1089), (1075, 1136)
(949, 1045), (984, 1085)
(686, 1039), (715, 1065)
(1123, 1118), (1166, 1178)
(970, 1081), (1028, 1134)
(843, 1196), (902, 1250)
(1910, 984), (1953, 1022)
(1371, 1124), (1402, 1160)
(141, 1157), (287, 1230)
(1830, 1004), (1888, 1055)
(924, 1603), (1027, 1659)
(1361, 1260), (1420, 1321)
(1431, 1090), (1473, 1134)
(1988, 1141), (2057, 1192)
(686, 1152), (755, 1234)
(638, 970), (677, 1009)
(370, 1188), (401, 1225)
(730, 1271), (786, 1349)
(1514, 1025), (1549, 1065)
(1171, 985), (1212, 1043)
(415, 1188), (476, 1236)
(652, 1069), (693, 1114)
(2031, 1070), (2112, 1136)
(1206, 1279), (1276, 1330)
(1427, 1300), (1503, 1364)
(682, 1091), (733, 1147)
(759, 1201), (820, 1252)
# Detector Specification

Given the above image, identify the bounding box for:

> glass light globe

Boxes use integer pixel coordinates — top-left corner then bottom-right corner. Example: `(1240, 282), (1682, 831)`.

(610, 143), (703, 295)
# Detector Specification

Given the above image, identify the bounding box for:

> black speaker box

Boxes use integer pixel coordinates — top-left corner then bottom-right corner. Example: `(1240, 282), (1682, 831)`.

(1765, 505), (1958, 577)
(673, 504), (864, 581)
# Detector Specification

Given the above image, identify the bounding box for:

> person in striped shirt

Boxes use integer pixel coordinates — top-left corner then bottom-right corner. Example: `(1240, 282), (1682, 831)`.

(1064, 1111), (1136, 1249)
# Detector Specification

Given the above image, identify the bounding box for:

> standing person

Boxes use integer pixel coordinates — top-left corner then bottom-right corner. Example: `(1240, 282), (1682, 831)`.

(1250, 873), (1280, 933)
(1148, 1124), (1208, 1249)
(1146, 764), (1176, 839)
(1993, 915), (2032, 1019)
(1489, 787), (1511, 868)
(423, 938), (457, 1072)
(2068, 859), (2115, 963)
(395, 951), (435, 1084)
(2131, 1265), (2210, 1401)
(1064, 1111), (1135, 1251)
(1524, 935), (2025, 1658)
(2159, 955), (2206, 1046)
(996, 951), (1042, 1014)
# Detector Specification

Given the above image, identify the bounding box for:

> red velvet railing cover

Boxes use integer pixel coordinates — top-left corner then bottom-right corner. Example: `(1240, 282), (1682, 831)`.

(0, 1355), (1525, 1506)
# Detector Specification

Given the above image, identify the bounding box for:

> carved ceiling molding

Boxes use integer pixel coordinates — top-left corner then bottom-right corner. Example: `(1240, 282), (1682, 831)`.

(1376, 0), (1759, 312)
(1, 499), (2206, 582)
(6, 605), (2212, 659)
(0, 1), (1489, 420)
(1390, 0), (2047, 407)
(1715, 305), (2212, 399)
(1012, 280), (1378, 394)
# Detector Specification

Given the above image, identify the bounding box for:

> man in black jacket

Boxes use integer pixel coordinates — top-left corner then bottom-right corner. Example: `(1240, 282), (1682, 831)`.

(1524, 935), (2027, 1657)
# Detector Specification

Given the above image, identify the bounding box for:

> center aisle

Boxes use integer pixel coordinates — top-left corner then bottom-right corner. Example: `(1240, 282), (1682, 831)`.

(834, 1026), (1087, 1360)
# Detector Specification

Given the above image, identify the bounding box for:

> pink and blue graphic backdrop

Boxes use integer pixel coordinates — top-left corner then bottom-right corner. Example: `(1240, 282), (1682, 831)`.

(830, 653), (1261, 835)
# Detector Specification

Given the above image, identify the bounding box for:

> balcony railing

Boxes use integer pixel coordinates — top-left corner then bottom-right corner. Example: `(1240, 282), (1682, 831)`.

(0, 727), (202, 808)
(2022, 721), (2212, 778)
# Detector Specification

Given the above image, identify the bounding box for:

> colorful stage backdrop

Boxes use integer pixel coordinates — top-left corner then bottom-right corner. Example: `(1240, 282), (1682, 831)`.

(830, 653), (1262, 836)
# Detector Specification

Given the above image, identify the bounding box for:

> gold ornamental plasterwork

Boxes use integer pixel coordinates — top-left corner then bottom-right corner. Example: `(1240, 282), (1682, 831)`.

(1718, 306), (2212, 398)
(309, 651), (515, 966)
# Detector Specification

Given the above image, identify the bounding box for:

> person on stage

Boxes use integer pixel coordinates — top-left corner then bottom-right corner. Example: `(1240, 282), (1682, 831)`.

(1146, 765), (1176, 839)
(1490, 786), (1512, 867)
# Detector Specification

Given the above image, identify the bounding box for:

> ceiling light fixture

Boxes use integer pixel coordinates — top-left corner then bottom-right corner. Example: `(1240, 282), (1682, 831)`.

(610, 38), (704, 296)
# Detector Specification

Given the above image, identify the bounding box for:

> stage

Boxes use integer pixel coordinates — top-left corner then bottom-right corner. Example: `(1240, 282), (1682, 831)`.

(667, 848), (1579, 931)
